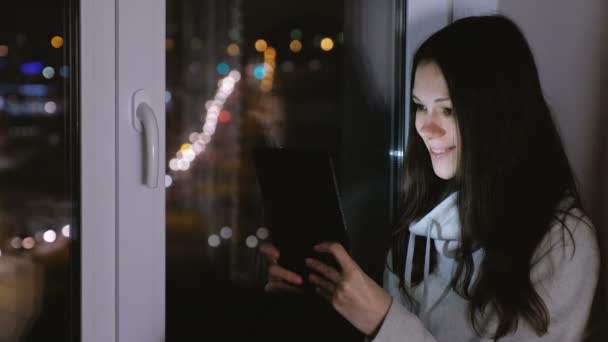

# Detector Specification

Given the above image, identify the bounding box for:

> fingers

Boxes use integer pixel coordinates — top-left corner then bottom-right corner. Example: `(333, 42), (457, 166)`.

(265, 280), (304, 294)
(309, 273), (336, 294)
(305, 258), (341, 283)
(313, 242), (353, 272)
(269, 264), (303, 285)
(259, 243), (280, 263)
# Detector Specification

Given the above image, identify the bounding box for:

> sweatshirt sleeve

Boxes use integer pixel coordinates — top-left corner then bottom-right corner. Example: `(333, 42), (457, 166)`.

(369, 251), (438, 342)
(498, 212), (600, 341)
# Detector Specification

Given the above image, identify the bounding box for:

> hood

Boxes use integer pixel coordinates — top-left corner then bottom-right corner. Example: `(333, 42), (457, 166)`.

(404, 192), (461, 318)
(409, 192), (461, 257)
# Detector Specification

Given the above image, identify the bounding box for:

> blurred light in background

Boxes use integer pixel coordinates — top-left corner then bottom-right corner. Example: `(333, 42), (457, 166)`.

(219, 110), (231, 123)
(177, 159), (190, 171)
(389, 150), (404, 159)
(253, 65), (265, 79)
(42, 66), (55, 79)
(256, 227), (269, 240)
(264, 47), (276, 59)
(21, 61), (44, 75)
(320, 37), (334, 51)
(245, 236), (259, 248)
(0, 45), (8, 57)
(50, 36), (64, 49)
(226, 43), (240, 56)
(22, 237), (35, 250)
(290, 28), (303, 40)
(254, 39), (268, 52)
(44, 101), (57, 114)
(208, 234), (221, 247)
(165, 90), (172, 104)
(19, 84), (48, 96)
(43, 230), (57, 243)
(10, 237), (22, 249)
(165, 174), (173, 188)
(220, 226), (233, 239)
(166, 38), (176, 50)
(60, 65), (69, 78)
(216, 62), (229, 75)
(289, 40), (302, 53)
(169, 159), (179, 171)
(62, 225), (70, 238)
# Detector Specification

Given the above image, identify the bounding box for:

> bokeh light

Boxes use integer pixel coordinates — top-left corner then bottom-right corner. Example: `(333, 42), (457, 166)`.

(320, 37), (334, 51)
(23, 237), (35, 250)
(290, 29), (303, 40)
(21, 61), (44, 75)
(254, 65), (266, 79)
(227, 43), (240, 56)
(254, 39), (268, 52)
(256, 227), (270, 240)
(216, 63), (229, 75)
(245, 235), (259, 248)
(10, 237), (22, 249)
(220, 226), (233, 239)
(289, 40), (303, 53)
(44, 101), (57, 114)
(60, 65), (69, 78)
(219, 110), (231, 123)
(62, 225), (71, 238)
(42, 66), (55, 79)
(208, 234), (221, 247)
(43, 230), (57, 243)
(166, 38), (175, 50)
(51, 36), (64, 48)
(0, 45), (8, 57)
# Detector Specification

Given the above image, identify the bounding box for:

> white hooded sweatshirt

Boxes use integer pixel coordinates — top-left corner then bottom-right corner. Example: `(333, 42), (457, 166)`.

(372, 193), (600, 341)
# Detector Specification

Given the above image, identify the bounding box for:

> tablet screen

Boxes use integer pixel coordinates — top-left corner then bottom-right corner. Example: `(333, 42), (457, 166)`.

(253, 148), (350, 278)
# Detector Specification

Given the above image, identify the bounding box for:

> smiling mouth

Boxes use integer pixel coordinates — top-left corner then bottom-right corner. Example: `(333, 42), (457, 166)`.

(429, 146), (455, 159)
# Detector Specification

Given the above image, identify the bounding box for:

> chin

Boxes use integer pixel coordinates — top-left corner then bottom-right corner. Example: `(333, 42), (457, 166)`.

(433, 169), (456, 180)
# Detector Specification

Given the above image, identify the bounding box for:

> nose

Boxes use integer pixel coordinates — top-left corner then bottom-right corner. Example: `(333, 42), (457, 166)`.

(418, 117), (446, 139)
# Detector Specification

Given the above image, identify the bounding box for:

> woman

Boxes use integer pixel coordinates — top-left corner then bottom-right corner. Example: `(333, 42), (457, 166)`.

(260, 15), (600, 341)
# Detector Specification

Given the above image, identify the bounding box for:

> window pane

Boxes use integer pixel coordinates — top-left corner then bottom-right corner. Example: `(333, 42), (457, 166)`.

(0, 1), (80, 340)
(166, 1), (404, 339)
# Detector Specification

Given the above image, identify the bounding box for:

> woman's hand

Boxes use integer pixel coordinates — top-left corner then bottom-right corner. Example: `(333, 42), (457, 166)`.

(306, 242), (393, 336)
(259, 243), (304, 293)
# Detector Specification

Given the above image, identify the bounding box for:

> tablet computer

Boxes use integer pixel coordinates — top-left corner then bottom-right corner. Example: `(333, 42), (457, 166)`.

(253, 148), (350, 281)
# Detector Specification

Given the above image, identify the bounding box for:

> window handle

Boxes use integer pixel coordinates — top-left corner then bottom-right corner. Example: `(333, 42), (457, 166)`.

(133, 90), (159, 188)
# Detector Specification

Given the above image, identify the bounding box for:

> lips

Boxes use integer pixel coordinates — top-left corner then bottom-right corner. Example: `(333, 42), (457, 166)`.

(429, 146), (455, 159)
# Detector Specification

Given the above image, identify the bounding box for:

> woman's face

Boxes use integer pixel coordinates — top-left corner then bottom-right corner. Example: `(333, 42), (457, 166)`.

(413, 61), (460, 180)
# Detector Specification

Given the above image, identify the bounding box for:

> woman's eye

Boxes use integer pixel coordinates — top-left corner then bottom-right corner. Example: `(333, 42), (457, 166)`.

(443, 107), (453, 116)
(415, 103), (427, 112)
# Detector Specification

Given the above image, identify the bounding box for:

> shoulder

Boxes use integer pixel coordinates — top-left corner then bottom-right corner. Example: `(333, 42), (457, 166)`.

(531, 206), (599, 285)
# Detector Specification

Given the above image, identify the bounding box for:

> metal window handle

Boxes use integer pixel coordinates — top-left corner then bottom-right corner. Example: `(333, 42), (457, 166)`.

(132, 90), (159, 188)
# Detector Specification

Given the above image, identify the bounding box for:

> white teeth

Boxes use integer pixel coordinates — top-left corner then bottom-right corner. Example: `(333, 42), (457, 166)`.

(431, 147), (452, 154)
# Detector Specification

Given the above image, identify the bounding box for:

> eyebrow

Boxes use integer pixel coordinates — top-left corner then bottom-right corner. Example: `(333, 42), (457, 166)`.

(412, 95), (451, 103)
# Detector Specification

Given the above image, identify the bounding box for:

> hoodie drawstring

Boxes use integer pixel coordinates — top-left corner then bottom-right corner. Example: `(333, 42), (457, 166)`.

(404, 220), (435, 317)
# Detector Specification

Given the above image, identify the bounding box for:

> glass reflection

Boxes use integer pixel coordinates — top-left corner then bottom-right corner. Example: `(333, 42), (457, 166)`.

(167, 0), (400, 340)
(0, 1), (79, 340)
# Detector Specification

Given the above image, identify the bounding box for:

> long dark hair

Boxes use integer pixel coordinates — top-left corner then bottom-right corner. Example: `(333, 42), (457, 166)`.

(390, 15), (584, 338)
